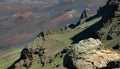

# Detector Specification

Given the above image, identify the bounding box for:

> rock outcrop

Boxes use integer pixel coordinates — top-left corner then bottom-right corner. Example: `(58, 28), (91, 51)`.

(80, 8), (92, 19)
(79, 8), (93, 24)
(98, 0), (120, 20)
(8, 37), (120, 69)
(64, 38), (120, 69)
(97, 0), (120, 43)
(8, 34), (69, 69)
(8, 46), (61, 69)
(68, 8), (93, 29)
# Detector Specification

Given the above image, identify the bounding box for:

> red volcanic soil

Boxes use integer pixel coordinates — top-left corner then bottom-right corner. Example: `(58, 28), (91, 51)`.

(14, 11), (32, 19)
(49, 12), (70, 24)
(48, 10), (80, 26)
(10, 34), (32, 45)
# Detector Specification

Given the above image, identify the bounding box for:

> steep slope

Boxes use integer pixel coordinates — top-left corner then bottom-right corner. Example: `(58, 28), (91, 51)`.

(1, 0), (120, 69)
(7, 15), (102, 69)
(0, 0), (107, 49)
(97, 0), (120, 44)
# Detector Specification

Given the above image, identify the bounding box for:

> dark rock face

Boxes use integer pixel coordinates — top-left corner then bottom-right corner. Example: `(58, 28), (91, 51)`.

(8, 48), (33, 69)
(68, 8), (93, 29)
(100, 60), (120, 69)
(80, 8), (92, 19)
(97, 18), (120, 42)
(98, 0), (119, 21)
(8, 46), (49, 69)
(97, 0), (120, 43)
(79, 8), (93, 24)
(112, 44), (120, 50)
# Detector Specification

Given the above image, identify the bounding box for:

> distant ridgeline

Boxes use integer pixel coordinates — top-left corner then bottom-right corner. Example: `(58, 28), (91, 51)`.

(0, 0), (75, 4)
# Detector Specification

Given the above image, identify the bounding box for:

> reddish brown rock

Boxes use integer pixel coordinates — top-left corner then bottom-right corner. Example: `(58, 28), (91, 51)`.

(14, 11), (32, 20)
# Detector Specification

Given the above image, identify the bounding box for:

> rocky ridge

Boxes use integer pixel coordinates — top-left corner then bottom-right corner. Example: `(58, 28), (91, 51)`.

(97, 0), (120, 43)
(79, 8), (93, 24)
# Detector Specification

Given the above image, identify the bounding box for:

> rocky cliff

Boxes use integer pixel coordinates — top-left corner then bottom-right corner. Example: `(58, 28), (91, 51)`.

(97, 0), (120, 43)
(79, 8), (93, 24)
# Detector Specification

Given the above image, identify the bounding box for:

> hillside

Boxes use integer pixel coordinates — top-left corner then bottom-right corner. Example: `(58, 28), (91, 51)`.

(7, 0), (120, 69)
(0, 0), (107, 49)
(7, 16), (102, 69)
(97, 0), (120, 43)
(1, 12), (102, 69)
(0, 0), (120, 69)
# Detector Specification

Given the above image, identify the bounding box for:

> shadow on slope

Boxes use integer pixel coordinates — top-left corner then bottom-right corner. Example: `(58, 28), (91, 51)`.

(7, 48), (30, 69)
(70, 14), (103, 44)
(69, 13), (100, 29)
(100, 60), (120, 69)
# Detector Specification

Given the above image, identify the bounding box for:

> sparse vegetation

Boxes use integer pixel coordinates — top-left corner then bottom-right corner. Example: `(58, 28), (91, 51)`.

(0, 48), (22, 69)
(6, 16), (101, 69)
(0, 0), (120, 69)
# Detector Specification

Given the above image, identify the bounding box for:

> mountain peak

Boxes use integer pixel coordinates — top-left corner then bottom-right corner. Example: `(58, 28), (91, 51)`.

(98, 0), (120, 20)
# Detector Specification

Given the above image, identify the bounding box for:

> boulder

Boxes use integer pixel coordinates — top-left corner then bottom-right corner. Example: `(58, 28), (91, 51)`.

(64, 38), (120, 69)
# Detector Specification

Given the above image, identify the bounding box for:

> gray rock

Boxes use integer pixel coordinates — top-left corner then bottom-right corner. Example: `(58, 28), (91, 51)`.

(80, 8), (92, 19)
(64, 38), (120, 69)
(79, 8), (93, 24)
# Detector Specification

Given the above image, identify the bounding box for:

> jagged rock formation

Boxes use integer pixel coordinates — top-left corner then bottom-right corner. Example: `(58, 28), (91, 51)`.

(9, 47), (69, 69)
(80, 8), (92, 19)
(64, 38), (120, 69)
(79, 8), (93, 24)
(68, 8), (93, 29)
(98, 0), (120, 21)
(97, 0), (120, 43)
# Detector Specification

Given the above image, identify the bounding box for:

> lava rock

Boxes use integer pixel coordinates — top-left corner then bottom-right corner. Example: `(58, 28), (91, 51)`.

(64, 38), (120, 69)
